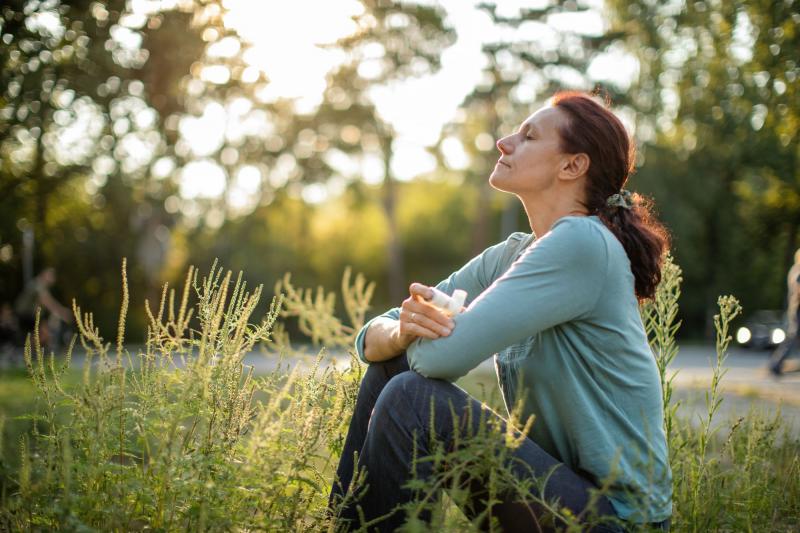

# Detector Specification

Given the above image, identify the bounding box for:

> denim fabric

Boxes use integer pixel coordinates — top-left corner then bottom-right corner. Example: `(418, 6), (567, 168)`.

(770, 308), (800, 374)
(329, 355), (664, 532)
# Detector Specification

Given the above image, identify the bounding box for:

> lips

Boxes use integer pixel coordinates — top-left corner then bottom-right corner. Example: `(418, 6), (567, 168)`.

(497, 159), (511, 168)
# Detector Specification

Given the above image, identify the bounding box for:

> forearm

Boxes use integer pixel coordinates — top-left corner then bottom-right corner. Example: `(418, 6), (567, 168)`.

(363, 317), (408, 362)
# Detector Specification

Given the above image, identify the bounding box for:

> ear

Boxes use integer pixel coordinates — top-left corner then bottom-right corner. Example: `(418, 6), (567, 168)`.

(559, 153), (590, 181)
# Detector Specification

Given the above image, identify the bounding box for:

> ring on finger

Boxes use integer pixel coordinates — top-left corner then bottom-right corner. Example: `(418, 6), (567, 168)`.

(410, 312), (416, 322)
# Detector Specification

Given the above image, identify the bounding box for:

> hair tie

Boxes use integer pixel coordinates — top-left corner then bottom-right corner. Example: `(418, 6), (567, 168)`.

(606, 189), (633, 210)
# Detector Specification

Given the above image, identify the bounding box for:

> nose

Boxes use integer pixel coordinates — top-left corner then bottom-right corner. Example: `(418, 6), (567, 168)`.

(496, 135), (512, 155)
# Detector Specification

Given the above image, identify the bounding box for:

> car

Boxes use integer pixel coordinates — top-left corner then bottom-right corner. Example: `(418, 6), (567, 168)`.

(735, 310), (788, 350)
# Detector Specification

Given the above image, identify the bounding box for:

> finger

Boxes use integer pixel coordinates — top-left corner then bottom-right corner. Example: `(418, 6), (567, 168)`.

(408, 283), (433, 300)
(402, 297), (456, 330)
(400, 321), (441, 340)
(419, 302), (457, 329)
(402, 308), (453, 337)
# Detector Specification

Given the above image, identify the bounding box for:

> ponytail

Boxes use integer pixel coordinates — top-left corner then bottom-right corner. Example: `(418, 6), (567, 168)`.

(552, 91), (670, 301)
(597, 193), (669, 300)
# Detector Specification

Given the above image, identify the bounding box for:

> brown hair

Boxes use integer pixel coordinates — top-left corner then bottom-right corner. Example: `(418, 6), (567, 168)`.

(552, 91), (669, 300)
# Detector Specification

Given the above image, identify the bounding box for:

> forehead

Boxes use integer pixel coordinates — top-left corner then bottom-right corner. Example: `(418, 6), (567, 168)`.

(520, 106), (565, 134)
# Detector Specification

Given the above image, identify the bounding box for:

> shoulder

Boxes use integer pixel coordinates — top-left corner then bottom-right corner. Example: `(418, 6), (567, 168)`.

(519, 217), (612, 284)
(506, 231), (535, 249)
(545, 216), (609, 258)
(486, 231), (535, 266)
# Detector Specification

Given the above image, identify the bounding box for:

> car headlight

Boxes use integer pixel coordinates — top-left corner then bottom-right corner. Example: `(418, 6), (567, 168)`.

(771, 328), (786, 345)
(736, 327), (752, 344)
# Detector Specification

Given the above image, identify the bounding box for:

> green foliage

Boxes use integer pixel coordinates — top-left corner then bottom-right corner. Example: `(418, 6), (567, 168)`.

(1, 261), (364, 530)
(642, 262), (799, 532)
(641, 255), (683, 443)
(606, 0), (800, 332)
(275, 266), (375, 351)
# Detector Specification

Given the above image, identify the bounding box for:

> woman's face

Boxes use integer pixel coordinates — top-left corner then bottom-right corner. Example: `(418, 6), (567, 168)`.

(489, 106), (570, 196)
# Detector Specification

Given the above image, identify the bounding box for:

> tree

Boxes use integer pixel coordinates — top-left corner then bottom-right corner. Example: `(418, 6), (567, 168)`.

(0, 0), (260, 329)
(437, 1), (633, 253)
(279, 1), (456, 303)
(606, 0), (799, 331)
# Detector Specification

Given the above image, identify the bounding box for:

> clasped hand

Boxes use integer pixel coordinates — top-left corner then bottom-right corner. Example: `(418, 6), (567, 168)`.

(394, 283), (457, 350)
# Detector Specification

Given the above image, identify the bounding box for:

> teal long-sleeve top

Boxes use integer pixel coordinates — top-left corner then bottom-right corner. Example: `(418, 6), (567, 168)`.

(354, 216), (672, 522)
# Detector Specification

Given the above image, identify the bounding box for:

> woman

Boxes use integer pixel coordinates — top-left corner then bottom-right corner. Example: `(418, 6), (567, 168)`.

(329, 91), (672, 531)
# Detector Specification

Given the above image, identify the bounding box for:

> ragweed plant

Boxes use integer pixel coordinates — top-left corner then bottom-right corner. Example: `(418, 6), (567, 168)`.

(646, 268), (799, 532)
(641, 254), (683, 445)
(275, 266), (375, 350)
(1, 261), (366, 531)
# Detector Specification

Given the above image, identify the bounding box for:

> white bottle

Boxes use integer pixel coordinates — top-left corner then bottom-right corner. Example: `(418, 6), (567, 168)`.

(424, 288), (467, 316)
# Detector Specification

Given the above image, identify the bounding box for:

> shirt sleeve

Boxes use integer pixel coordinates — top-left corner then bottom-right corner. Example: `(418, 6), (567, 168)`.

(353, 232), (531, 364)
(407, 217), (608, 380)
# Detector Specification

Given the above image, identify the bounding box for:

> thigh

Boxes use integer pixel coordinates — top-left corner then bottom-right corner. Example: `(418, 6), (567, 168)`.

(383, 373), (619, 531)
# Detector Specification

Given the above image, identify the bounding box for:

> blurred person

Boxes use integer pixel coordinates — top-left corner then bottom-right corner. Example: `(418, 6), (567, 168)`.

(769, 248), (800, 376)
(14, 267), (72, 348)
(329, 92), (672, 532)
(0, 303), (18, 342)
(0, 302), (20, 362)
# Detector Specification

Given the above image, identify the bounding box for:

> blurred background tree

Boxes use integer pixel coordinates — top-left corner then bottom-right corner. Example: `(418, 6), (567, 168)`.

(1, 0), (797, 341)
(606, 0), (799, 335)
(437, 0), (636, 256)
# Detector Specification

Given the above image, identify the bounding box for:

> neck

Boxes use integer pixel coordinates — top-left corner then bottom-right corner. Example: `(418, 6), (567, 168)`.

(519, 191), (588, 237)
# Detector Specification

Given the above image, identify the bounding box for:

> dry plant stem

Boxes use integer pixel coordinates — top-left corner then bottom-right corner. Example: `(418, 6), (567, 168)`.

(641, 255), (683, 444)
(688, 295), (741, 532)
(117, 259), (129, 477)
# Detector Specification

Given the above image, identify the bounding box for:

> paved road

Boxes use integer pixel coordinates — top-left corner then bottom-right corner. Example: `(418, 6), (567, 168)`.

(666, 344), (800, 404)
(649, 345), (800, 435)
(4, 342), (798, 433)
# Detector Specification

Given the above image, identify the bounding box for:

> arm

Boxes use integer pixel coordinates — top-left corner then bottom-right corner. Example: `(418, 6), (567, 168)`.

(362, 316), (407, 362)
(407, 218), (608, 381)
(362, 285), (456, 362)
(354, 233), (530, 364)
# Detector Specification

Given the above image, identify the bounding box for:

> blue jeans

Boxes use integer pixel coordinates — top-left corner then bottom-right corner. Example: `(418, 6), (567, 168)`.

(329, 354), (667, 532)
(770, 332), (799, 373)
(770, 310), (799, 374)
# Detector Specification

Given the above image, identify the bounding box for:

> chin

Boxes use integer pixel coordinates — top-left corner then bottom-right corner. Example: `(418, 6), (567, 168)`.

(489, 173), (512, 193)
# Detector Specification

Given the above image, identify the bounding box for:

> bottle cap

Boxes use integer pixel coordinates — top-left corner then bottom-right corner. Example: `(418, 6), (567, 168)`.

(450, 289), (467, 313)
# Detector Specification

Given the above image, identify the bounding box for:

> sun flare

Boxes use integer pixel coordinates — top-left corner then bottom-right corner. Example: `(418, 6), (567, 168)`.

(223, 0), (363, 106)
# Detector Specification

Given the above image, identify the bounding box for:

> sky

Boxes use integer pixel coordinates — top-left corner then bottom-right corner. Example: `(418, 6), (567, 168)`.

(174, 0), (636, 204)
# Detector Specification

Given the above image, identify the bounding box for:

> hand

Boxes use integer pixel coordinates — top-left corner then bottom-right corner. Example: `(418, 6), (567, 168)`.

(393, 283), (456, 351)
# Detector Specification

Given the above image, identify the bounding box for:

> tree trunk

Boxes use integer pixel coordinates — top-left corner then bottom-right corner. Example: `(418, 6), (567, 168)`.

(470, 179), (491, 256)
(32, 115), (48, 273)
(381, 139), (406, 305)
(704, 169), (736, 339)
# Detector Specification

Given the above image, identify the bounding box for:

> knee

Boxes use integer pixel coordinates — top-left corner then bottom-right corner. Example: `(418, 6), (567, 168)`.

(371, 371), (429, 423)
(360, 360), (385, 390)
(378, 370), (425, 402)
(360, 354), (408, 388)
